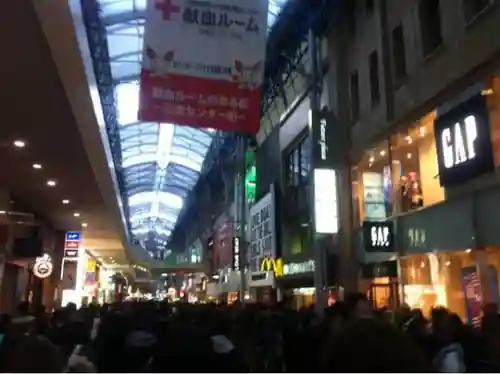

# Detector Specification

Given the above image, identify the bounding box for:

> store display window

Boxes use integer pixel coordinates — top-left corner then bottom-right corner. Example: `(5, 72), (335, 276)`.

(353, 111), (445, 226)
(352, 140), (391, 223)
(400, 250), (478, 321)
(390, 111), (444, 214)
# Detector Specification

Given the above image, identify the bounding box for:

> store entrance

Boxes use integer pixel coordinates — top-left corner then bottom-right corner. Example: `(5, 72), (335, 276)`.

(366, 277), (400, 310)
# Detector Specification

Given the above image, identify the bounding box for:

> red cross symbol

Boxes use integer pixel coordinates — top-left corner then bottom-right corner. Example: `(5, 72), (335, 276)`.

(155, 0), (180, 20)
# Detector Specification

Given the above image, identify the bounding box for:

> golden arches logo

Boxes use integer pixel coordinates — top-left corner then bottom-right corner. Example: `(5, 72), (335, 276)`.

(260, 257), (284, 277)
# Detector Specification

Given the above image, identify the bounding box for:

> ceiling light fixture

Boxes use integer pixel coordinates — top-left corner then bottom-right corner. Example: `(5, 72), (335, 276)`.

(81, 222), (88, 228)
(13, 140), (26, 148)
(32, 163), (42, 169)
(0, 211), (5, 215)
(368, 156), (375, 163)
(62, 199), (70, 204)
(46, 180), (57, 187)
(407, 153), (412, 159)
(73, 212), (80, 217)
(380, 150), (386, 156)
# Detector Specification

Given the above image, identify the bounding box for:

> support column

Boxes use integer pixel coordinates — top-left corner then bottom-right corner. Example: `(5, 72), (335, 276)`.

(308, 29), (327, 314)
(235, 136), (247, 301)
(47, 230), (66, 310)
(328, 13), (358, 294)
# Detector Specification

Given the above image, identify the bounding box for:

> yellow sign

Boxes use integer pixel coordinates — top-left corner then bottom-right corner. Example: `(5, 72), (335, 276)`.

(86, 258), (97, 272)
(260, 257), (284, 277)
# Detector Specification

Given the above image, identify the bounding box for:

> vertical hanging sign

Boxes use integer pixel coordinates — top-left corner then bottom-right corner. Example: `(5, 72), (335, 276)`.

(310, 108), (339, 234)
(64, 231), (81, 260)
(232, 236), (240, 271)
(139, 0), (269, 133)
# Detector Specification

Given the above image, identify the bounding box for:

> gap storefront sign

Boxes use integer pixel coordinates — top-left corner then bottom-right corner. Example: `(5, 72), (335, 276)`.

(362, 221), (395, 252)
(435, 93), (494, 186)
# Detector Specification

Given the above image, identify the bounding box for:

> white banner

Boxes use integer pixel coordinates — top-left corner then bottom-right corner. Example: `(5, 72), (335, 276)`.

(249, 184), (276, 272)
(139, 0), (269, 133)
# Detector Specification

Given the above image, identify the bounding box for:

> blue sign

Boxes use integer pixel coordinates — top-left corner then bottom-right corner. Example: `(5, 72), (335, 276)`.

(66, 231), (81, 241)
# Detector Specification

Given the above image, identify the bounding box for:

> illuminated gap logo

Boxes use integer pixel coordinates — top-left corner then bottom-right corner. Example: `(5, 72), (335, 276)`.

(441, 115), (477, 169)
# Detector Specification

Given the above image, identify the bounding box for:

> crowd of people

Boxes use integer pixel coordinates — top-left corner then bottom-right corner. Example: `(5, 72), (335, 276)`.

(0, 293), (500, 372)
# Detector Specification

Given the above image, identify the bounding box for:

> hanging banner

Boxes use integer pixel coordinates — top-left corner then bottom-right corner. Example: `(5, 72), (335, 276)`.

(139, 0), (269, 133)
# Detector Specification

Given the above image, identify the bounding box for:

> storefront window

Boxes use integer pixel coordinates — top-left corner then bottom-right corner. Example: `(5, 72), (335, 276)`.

(390, 111), (444, 214)
(353, 111), (445, 226)
(401, 250), (476, 320)
(352, 140), (391, 223)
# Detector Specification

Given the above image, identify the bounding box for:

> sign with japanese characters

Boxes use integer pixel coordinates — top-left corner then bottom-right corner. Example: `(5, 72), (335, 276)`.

(249, 185), (276, 273)
(232, 236), (240, 271)
(139, 0), (269, 133)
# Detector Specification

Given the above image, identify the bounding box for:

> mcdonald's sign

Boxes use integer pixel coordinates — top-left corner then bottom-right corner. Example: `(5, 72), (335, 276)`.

(260, 257), (284, 277)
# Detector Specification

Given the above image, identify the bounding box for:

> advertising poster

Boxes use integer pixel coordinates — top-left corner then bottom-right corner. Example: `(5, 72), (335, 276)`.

(461, 265), (483, 327)
(139, 0), (269, 133)
(249, 186), (276, 273)
(362, 172), (386, 220)
(487, 265), (500, 306)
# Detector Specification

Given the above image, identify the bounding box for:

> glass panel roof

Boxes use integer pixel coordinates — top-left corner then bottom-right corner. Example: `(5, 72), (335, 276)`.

(102, 0), (289, 244)
(116, 82), (213, 242)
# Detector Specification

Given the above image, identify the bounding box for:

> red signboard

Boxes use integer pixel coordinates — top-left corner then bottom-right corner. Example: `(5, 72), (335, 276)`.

(139, 72), (261, 133)
(65, 240), (80, 249)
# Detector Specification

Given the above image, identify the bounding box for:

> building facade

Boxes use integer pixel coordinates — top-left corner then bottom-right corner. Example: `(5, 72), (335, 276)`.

(325, 0), (500, 320)
(187, 0), (500, 313)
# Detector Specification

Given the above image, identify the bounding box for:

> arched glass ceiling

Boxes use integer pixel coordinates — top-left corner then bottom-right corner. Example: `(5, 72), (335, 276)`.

(100, 0), (290, 243)
(116, 83), (213, 241)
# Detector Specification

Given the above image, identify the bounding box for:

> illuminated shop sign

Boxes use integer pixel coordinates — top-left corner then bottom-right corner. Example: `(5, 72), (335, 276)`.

(362, 221), (394, 252)
(314, 169), (338, 234)
(283, 260), (316, 276)
(310, 108), (339, 235)
(435, 93), (494, 186)
(32, 253), (53, 279)
(232, 237), (240, 271)
(64, 231), (81, 260)
(260, 257), (284, 277)
(441, 116), (477, 168)
(311, 107), (335, 168)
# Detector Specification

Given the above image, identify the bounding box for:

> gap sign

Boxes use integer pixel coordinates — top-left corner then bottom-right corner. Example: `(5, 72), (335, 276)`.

(435, 93), (494, 186)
